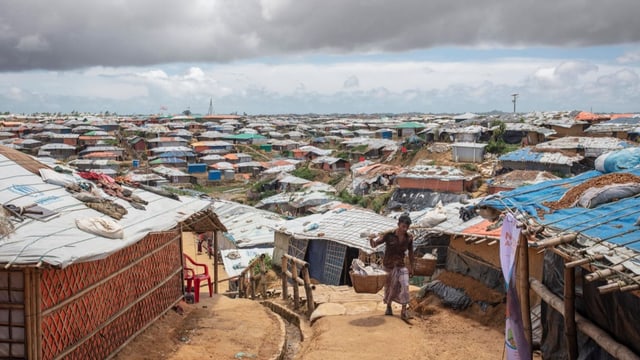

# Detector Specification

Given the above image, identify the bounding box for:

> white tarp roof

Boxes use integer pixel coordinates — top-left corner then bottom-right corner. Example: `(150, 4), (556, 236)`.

(220, 248), (274, 278)
(277, 208), (397, 253)
(211, 199), (285, 248)
(0, 154), (210, 268)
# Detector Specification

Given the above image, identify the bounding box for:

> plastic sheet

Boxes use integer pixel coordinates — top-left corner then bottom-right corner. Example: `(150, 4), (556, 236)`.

(540, 251), (640, 359)
(576, 183), (640, 208)
(421, 280), (472, 310)
(595, 147), (640, 173)
(446, 248), (505, 291)
(386, 189), (469, 212)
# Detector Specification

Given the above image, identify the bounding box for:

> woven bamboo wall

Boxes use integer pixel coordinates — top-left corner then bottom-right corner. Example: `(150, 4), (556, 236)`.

(0, 269), (27, 359)
(40, 230), (182, 360)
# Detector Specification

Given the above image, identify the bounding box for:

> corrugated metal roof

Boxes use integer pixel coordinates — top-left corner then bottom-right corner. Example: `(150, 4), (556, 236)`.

(534, 136), (629, 153)
(211, 199), (285, 248)
(277, 208), (398, 253)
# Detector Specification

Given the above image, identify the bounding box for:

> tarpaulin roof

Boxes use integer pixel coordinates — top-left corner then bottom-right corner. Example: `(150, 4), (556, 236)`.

(277, 208), (398, 253)
(499, 147), (583, 165)
(478, 168), (640, 252)
(211, 199), (285, 248)
(220, 248), (274, 277)
(0, 153), (211, 268)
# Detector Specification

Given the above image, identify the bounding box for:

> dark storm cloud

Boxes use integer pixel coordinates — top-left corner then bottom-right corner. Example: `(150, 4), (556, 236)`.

(1, 0), (639, 71)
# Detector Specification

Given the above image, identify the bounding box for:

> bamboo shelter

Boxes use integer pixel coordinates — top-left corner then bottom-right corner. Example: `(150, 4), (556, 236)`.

(478, 168), (640, 359)
(0, 147), (216, 360)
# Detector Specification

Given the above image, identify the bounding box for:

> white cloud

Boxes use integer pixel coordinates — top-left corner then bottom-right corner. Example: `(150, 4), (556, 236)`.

(259, 0), (292, 21)
(343, 75), (359, 89)
(15, 34), (49, 52)
(617, 50), (640, 64)
(1, 1), (640, 71)
(2, 56), (640, 114)
(5, 86), (25, 101)
(597, 69), (640, 88)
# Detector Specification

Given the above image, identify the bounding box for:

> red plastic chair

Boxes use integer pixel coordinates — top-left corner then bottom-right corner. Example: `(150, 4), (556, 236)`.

(183, 253), (213, 303)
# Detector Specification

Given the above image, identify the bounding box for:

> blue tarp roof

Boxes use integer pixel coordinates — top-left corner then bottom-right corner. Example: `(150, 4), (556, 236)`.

(155, 151), (195, 158)
(149, 157), (187, 164)
(478, 168), (640, 251)
(499, 147), (546, 162)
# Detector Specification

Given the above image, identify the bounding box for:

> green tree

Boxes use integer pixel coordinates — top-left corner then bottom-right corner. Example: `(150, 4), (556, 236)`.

(486, 121), (507, 154)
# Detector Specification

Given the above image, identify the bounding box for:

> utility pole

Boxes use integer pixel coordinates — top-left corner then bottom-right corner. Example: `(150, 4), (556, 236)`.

(511, 93), (519, 113)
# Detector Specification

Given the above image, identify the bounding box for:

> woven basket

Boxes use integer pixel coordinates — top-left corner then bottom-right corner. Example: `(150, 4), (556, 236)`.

(407, 256), (436, 276)
(350, 271), (387, 294)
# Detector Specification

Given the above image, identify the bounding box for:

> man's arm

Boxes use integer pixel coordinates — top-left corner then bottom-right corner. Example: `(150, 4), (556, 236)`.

(369, 235), (381, 248)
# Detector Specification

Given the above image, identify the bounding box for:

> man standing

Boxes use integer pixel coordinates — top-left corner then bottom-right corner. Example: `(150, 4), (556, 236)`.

(369, 214), (414, 320)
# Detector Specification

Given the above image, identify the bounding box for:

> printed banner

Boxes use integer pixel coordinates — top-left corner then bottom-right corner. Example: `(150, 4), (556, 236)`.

(505, 277), (532, 359)
(500, 212), (531, 360)
(500, 213), (520, 288)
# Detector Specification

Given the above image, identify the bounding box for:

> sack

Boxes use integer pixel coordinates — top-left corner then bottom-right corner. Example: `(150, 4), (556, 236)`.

(75, 217), (124, 239)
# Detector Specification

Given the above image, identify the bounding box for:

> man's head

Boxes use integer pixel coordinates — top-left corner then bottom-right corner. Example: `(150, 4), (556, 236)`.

(398, 214), (412, 226)
(398, 214), (412, 233)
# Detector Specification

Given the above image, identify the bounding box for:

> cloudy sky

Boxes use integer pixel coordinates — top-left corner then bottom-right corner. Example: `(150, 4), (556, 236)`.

(1, 0), (640, 115)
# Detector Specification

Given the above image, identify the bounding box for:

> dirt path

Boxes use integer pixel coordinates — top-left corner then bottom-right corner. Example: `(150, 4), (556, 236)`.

(296, 308), (505, 360)
(114, 233), (533, 359)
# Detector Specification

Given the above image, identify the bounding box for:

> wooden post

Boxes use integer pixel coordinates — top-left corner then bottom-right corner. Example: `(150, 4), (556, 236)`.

(213, 231), (219, 294)
(25, 268), (40, 360)
(291, 261), (300, 309)
(34, 268), (42, 360)
(238, 273), (245, 298)
(301, 265), (315, 316)
(259, 256), (267, 298)
(516, 233), (532, 358)
(281, 256), (288, 301)
(250, 271), (256, 300)
(564, 266), (578, 360)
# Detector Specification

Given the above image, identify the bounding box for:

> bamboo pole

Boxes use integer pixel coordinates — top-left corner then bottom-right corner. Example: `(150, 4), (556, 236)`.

(598, 280), (628, 294)
(24, 269), (37, 360)
(35, 268), (42, 360)
(516, 233), (532, 358)
(283, 254), (308, 267)
(565, 254), (605, 269)
(283, 270), (305, 286)
(564, 266), (578, 360)
(215, 275), (240, 283)
(281, 256), (288, 301)
(259, 256), (267, 299)
(530, 278), (640, 360)
(291, 261), (300, 309)
(531, 233), (576, 248)
(213, 231), (219, 294)
(585, 265), (625, 282)
(620, 284), (640, 293)
(301, 265), (315, 316)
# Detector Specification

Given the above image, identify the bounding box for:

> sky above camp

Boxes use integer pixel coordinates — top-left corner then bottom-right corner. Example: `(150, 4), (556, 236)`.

(1, 0), (640, 115)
